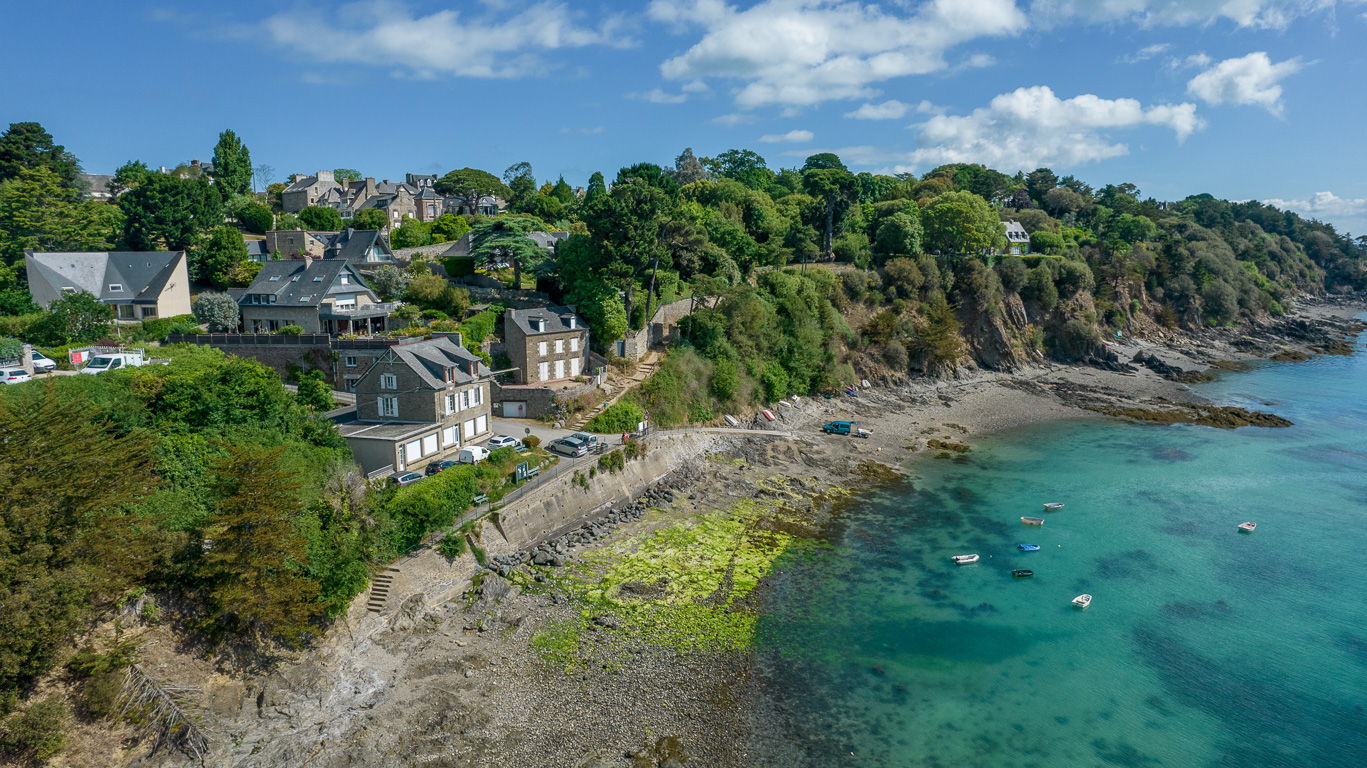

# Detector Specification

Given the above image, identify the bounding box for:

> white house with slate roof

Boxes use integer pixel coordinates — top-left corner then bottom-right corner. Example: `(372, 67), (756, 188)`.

(504, 305), (589, 384)
(238, 256), (395, 334)
(336, 336), (492, 474)
(24, 250), (190, 321)
(1002, 221), (1031, 255)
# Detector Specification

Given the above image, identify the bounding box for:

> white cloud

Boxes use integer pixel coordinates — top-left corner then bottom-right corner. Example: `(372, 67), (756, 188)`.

(845, 100), (912, 119)
(648, 0), (1027, 107)
(903, 85), (1204, 171)
(1029, 0), (1346, 30)
(709, 112), (758, 127)
(1263, 191), (1367, 231)
(1118, 43), (1171, 63)
(1186, 52), (1303, 115)
(682, 80), (710, 92)
(258, 0), (633, 79)
(760, 129), (816, 143)
(630, 88), (689, 103)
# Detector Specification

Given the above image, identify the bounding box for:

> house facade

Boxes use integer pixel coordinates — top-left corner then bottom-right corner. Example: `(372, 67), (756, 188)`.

(24, 250), (191, 321)
(504, 305), (589, 384)
(281, 171), (342, 212)
(238, 256), (394, 334)
(338, 336), (493, 475)
(1003, 221), (1031, 255)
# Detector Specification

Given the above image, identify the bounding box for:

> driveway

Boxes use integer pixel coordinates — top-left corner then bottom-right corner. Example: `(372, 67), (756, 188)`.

(489, 417), (573, 446)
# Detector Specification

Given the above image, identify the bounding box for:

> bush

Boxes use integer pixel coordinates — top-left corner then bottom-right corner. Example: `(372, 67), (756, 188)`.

(0, 697), (66, 762)
(193, 291), (240, 332)
(597, 450), (626, 474)
(239, 202), (274, 235)
(1023, 266), (1059, 310)
(437, 533), (467, 559)
(276, 324), (306, 335)
(996, 256), (1027, 292)
(0, 313), (42, 340)
(442, 257), (476, 278)
(709, 357), (738, 402)
(522, 435), (541, 449)
(1202, 280), (1239, 325)
(1057, 318), (1101, 359)
(1054, 259), (1095, 298)
(487, 446), (516, 465)
(583, 401), (644, 434)
(883, 341), (908, 370)
(298, 206), (342, 231)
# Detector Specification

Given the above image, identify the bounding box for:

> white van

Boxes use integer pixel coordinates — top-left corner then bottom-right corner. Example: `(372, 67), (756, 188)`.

(458, 446), (490, 465)
(80, 352), (146, 375)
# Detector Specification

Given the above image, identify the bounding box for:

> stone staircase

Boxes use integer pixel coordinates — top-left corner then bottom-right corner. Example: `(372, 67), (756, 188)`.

(366, 567), (401, 612)
(566, 353), (660, 431)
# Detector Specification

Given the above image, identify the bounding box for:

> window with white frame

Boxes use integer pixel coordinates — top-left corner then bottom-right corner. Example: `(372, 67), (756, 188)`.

(445, 394), (455, 414)
(422, 434), (438, 456)
(463, 419), (475, 439)
(538, 362), (549, 382)
(109, 284), (123, 292)
(381, 373), (397, 389)
(570, 337), (579, 352)
(345, 356), (357, 367)
(460, 390), (469, 409)
(538, 341), (547, 357)
(340, 274), (350, 285)
(334, 294), (356, 310)
(476, 386), (484, 405)
(442, 426), (458, 446)
(555, 339), (564, 354)
(475, 414), (487, 434)
(378, 396), (398, 417)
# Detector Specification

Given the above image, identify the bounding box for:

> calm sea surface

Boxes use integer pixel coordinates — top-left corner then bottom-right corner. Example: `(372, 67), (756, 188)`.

(755, 325), (1367, 767)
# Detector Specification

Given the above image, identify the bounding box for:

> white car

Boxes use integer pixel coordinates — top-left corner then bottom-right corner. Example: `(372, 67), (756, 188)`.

(488, 434), (521, 450)
(31, 351), (56, 372)
(1, 369), (32, 385)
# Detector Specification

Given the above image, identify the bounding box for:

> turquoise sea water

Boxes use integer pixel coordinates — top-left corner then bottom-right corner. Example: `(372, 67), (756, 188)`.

(755, 328), (1367, 767)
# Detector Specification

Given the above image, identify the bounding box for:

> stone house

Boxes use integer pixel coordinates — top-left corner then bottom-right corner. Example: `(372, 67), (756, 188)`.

(443, 193), (504, 217)
(1003, 221), (1031, 255)
(239, 256), (394, 334)
(504, 305), (589, 384)
(24, 249), (191, 321)
(281, 170), (342, 212)
(263, 230), (336, 260)
(337, 336), (492, 475)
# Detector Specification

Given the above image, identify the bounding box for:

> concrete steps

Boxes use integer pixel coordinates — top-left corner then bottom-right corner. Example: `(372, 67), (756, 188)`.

(366, 567), (401, 612)
(566, 352), (662, 431)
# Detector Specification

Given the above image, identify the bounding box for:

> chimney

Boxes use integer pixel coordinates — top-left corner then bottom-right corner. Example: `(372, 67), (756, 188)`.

(568, 316), (576, 329)
(318, 170), (335, 183)
(190, 159), (199, 167)
(302, 255), (314, 270)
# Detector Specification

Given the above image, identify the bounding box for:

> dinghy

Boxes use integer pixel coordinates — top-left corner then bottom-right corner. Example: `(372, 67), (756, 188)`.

(1012, 569), (1033, 578)
(1237, 521), (1256, 532)
(1017, 544), (1041, 551)
(1072, 594), (1092, 609)
(1021, 517), (1045, 525)
(951, 554), (980, 565)
(1043, 503), (1065, 511)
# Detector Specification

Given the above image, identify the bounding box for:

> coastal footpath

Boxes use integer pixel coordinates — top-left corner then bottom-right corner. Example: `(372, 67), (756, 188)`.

(57, 297), (1364, 768)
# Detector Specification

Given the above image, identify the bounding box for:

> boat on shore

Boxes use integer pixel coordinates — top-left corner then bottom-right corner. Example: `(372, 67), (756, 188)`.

(1043, 503), (1065, 511)
(1017, 544), (1041, 551)
(1012, 569), (1033, 577)
(1021, 517), (1045, 525)
(1072, 594), (1092, 609)
(952, 554), (980, 565)
(1238, 521), (1257, 532)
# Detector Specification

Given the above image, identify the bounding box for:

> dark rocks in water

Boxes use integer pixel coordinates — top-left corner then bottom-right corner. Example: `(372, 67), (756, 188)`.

(1089, 402), (1293, 429)
(1269, 348), (1311, 362)
(1131, 351), (1216, 383)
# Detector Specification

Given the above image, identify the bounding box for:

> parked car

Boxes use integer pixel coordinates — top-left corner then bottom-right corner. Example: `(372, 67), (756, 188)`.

(549, 436), (589, 458)
(1, 369), (31, 385)
(488, 434), (521, 450)
(458, 445), (491, 465)
(425, 459), (459, 476)
(31, 351), (56, 372)
(570, 432), (604, 452)
(80, 352), (146, 375)
(387, 471), (424, 487)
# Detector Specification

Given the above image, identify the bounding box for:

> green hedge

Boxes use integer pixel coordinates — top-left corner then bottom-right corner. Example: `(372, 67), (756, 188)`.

(583, 401), (644, 434)
(443, 257), (476, 278)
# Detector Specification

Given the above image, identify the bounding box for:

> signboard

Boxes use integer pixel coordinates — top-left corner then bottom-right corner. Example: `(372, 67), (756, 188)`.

(69, 349), (91, 365)
(515, 461), (530, 482)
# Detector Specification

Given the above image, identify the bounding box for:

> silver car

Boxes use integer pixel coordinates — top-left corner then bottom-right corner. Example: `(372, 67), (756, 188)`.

(549, 437), (588, 457)
(488, 434), (521, 450)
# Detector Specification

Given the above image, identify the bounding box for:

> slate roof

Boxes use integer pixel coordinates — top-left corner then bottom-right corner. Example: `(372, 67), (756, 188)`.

(386, 337), (489, 390)
(284, 175), (320, 193)
(239, 258), (377, 307)
(327, 229), (392, 264)
(244, 239), (269, 259)
(80, 174), (114, 198)
(507, 305), (585, 337)
(1003, 221), (1030, 244)
(26, 251), (185, 304)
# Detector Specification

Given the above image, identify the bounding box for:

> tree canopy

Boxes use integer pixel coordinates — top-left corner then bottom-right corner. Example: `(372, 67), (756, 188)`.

(210, 129), (252, 198)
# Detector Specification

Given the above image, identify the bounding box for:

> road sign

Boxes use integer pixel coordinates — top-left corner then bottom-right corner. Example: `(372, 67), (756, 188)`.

(515, 461), (530, 482)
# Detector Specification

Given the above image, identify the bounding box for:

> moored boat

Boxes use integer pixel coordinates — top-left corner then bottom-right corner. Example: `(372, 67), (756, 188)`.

(1238, 521), (1256, 532)
(1021, 516), (1045, 525)
(952, 554), (980, 565)
(1072, 594), (1092, 609)
(1012, 569), (1033, 577)
(1043, 502), (1065, 511)
(1017, 544), (1041, 551)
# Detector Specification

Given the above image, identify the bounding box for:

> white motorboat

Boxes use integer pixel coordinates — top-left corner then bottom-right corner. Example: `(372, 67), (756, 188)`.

(1021, 516), (1045, 525)
(1043, 502), (1065, 511)
(1237, 522), (1256, 532)
(952, 554), (980, 565)
(1072, 594), (1092, 609)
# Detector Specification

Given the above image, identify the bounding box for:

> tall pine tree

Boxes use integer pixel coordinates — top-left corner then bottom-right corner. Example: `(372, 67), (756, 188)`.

(211, 129), (252, 197)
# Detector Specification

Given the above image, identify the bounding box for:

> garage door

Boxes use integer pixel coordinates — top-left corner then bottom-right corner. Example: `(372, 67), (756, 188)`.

(502, 401), (526, 417)
(422, 433), (439, 456)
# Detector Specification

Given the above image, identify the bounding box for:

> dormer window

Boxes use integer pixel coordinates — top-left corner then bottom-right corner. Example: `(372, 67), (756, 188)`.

(340, 274), (350, 285)
(61, 287), (77, 295)
(109, 284), (123, 292)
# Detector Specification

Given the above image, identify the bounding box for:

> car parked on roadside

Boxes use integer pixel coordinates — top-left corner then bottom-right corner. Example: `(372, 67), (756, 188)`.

(548, 436), (589, 458)
(458, 445), (491, 465)
(387, 471), (424, 488)
(488, 434), (521, 450)
(570, 432), (604, 452)
(425, 459), (459, 476)
(31, 351), (56, 372)
(1, 369), (32, 385)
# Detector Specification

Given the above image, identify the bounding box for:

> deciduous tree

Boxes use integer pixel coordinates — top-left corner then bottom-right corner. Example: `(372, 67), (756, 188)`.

(30, 291), (114, 345)
(921, 190), (1005, 257)
(297, 206), (342, 231)
(351, 208), (387, 230)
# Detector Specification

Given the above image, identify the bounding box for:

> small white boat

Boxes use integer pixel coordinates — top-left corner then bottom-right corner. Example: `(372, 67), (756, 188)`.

(951, 554), (980, 565)
(1021, 516), (1045, 525)
(1072, 594), (1092, 609)
(1043, 502), (1065, 511)
(1237, 521), (1257, 533)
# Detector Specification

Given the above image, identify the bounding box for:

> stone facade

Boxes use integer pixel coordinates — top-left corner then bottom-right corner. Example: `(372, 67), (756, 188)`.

(504, 306), (589, 385)
(264, 230), (333, 259)
(613, 296), (717, 360)
(282, 171), (341, 213)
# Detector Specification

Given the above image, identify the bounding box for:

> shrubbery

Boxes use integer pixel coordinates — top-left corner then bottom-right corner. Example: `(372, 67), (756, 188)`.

(583, 401), (644, 433)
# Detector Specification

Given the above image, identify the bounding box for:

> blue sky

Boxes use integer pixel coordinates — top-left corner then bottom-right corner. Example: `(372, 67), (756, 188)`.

(4, 1), (1366, 233)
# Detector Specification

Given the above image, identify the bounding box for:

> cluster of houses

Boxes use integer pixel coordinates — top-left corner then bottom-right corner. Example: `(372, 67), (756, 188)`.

(282, 171), (502, 229)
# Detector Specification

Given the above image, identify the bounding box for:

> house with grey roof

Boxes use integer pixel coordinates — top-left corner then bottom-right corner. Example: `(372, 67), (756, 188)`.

(24, 250), (191, 321)
(336, 335), (493, 475)
(79, 173), (116, 201)
(443, 193), (504, 217)
(325, 229), (395, 270)
(244, 238), (269, 262)
(1002, 221), (1031, 255)
(281, 170), (342, 213)
(504, 305), (589, 385)
(238, 256), (395, 334)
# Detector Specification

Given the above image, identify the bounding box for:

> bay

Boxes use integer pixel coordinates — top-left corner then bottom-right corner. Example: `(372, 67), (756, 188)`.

(754, 327), (1367, 767)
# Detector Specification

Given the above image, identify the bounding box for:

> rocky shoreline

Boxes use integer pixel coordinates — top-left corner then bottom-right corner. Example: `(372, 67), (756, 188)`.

(76, 297), (1364, 768)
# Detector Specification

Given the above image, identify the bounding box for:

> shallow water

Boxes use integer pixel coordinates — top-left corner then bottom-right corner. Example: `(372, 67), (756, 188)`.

(755, 330), (1367, 767)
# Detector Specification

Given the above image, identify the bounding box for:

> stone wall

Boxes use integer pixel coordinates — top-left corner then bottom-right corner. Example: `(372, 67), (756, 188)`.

(616, 296), (716, 360)
(489, 381), (557, 418)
